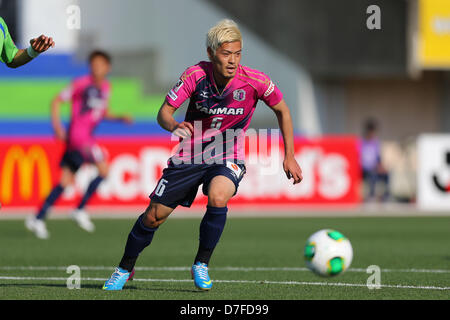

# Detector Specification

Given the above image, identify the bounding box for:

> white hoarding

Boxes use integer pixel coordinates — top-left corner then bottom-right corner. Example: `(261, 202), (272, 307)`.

(418, 134), (450, 210)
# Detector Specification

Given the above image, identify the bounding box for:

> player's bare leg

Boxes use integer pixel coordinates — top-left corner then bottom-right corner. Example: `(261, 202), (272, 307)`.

(60, 166), (76, 188)
(192, 175), (236, 290)
(96, 160), (109, 177)
(207, 175), (236, 207)
(141, 201), (174, 228)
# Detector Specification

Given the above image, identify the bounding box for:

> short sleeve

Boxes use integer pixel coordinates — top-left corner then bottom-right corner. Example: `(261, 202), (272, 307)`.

(165, 68), (197, 108)
(259, 78), (283, 107)
(0, 18), (19, 64)
(58, 84), (73, 102)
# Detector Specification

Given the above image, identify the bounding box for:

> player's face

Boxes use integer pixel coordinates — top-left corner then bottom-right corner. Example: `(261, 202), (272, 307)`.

(209, 41), (242, 80)
(90, 56), (111, 80)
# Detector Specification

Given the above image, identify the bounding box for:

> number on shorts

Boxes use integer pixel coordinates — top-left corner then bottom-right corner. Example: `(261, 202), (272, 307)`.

(155, 179), (168, 196)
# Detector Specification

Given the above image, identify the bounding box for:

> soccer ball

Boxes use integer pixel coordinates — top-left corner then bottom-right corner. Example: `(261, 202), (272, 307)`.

(304, 229), (353, 277)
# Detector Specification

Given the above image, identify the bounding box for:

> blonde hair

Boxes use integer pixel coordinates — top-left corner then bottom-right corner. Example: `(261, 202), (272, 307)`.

(206, 19), (242, 54)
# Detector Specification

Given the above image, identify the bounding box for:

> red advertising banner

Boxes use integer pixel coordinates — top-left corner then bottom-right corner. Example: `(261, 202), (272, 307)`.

(0, 136), (361, 210)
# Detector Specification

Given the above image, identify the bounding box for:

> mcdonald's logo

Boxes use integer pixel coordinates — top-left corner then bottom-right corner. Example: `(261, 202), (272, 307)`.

(1, 145), (52, 204)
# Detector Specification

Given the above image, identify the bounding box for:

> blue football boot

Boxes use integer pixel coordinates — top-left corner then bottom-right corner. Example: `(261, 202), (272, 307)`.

(191, 262), (212, 291)
(102, 267), (134, 291)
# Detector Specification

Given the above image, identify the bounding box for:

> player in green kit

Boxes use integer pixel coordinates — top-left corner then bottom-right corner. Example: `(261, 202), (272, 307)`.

(0, 17), (54, 210)
(0, 17), (54, 68)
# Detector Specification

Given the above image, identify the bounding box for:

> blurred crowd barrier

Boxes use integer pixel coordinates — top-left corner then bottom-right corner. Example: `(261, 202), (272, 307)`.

(0, 136), (361, 211)
(3, 133), (448, 212)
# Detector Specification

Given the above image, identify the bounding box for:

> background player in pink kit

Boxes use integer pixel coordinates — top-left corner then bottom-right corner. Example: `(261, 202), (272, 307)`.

(103, 20), (303, 291)
(26, 51), (132, 239)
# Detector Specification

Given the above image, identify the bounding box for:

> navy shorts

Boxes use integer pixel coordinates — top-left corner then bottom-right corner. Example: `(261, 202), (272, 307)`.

(149, 160), (246, 209)
(60, 149), (85, 173)
(60, 145), (105, 173)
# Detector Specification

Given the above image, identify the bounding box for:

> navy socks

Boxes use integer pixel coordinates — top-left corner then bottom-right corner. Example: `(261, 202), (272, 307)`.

(77, 176), (103, 210)
(36, 176), (103, 220)
(118, 206), (228, 272)
(119, 214), (158, 272)
(194, 206), (228, 265)
(36, 184), (64, 220)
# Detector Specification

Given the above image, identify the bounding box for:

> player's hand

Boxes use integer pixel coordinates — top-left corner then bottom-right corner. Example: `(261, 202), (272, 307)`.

(283, 155), (303, 185)
(30, 35), (55, 53)
(172, 121), (194, 138)
(121, 115), (134, 125)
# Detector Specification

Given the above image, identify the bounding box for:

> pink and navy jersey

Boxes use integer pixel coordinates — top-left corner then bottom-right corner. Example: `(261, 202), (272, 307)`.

(59, 75), (110, 152)
(166, 61), (283, 164)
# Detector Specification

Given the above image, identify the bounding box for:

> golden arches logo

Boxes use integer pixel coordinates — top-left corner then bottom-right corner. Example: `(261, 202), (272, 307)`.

(1, 145), (52, 204)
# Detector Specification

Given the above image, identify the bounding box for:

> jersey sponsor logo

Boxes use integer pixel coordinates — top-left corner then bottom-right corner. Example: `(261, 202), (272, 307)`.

(233, 89), (246, 102)
(173, 79), (184, 93)
(264, 81), (275, 97)
(226, 161), (242, 179)
(168, 89), (178, 101)
(195, 103), (244, 116)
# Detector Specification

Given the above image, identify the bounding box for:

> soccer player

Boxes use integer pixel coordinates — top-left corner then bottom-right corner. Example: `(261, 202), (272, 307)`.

(26, 50), (132, 239)
(1, 16), (54, 68)
(103, 19), (303, 291)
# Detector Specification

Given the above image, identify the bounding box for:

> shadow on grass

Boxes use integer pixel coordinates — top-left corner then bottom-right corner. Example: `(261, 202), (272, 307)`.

(0, 283), (201, 294)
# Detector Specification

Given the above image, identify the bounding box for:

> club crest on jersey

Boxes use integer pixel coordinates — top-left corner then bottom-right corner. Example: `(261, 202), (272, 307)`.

(233, 89), (246, 102)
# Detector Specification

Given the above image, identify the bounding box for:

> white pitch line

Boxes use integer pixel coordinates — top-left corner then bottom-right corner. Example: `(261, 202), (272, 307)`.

(0, 266), (449, 274)
(0, 276), (448, 291)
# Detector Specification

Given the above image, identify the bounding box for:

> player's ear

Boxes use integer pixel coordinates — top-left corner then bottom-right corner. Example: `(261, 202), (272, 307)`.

(207, 47), (214, 61)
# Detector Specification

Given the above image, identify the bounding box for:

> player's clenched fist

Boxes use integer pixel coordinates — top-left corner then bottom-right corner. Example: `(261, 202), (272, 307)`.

(172, 121), (194, 138)
(1, 17), (55, 68)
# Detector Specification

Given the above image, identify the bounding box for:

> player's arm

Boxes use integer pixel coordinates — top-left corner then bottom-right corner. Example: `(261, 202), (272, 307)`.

(270, 99), (303, 185)
(50, 94), (67, 141)
(157, 101), (193, 138)
(6, 35), (55, 68)
(104, 110), (133, 124)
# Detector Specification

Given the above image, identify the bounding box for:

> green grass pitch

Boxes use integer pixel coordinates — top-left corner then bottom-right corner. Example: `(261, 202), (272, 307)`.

(0, 216), (449, 300)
